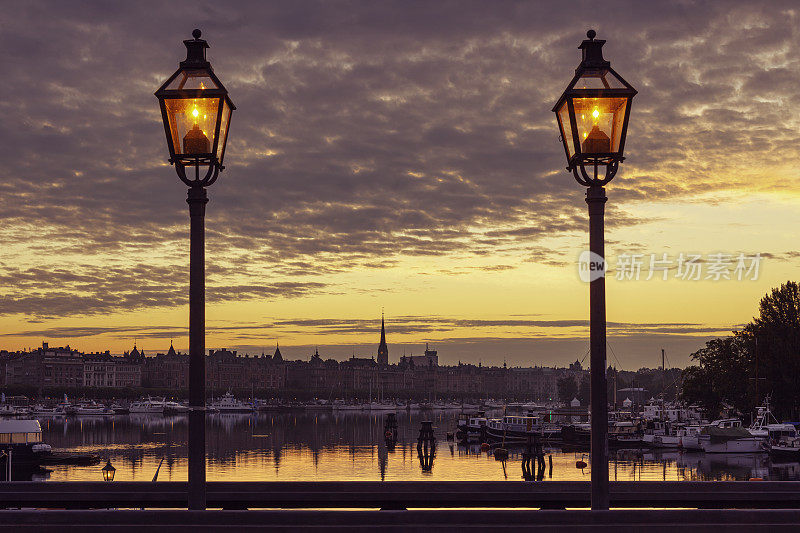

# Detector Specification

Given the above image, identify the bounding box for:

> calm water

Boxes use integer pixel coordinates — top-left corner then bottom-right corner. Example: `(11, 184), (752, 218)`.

(14, 411), (800, 482)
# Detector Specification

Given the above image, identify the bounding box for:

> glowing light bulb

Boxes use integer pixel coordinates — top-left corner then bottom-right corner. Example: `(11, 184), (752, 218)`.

(592, 108), (599, 120)
(192, 107), (199, 119)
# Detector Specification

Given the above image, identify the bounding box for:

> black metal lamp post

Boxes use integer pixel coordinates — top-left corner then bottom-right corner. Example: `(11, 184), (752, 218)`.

(102, 460), (116, 482)
(155, 29), (235, 510)
(552, 30), (636, 510)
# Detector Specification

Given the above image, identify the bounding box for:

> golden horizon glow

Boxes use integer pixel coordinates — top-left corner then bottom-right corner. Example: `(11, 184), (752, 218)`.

(1, 6), (799, 370)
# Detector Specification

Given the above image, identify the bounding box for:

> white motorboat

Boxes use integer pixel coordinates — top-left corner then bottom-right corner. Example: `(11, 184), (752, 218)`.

(30, 405), (64, 416)
(658, 424), (704, 450)
(0, 405), (29, 417)
(208, 392), (254, 413)
(644, 421), (703, 450)
(748, 400), (796, 442)
(129, 398), (165, 414)
(367, 402), (398, 411)
(74, 402), (114, 416)
(163, 401), (190, 414)
(0, 395), (30, 417)
(699, 419), (766, 453)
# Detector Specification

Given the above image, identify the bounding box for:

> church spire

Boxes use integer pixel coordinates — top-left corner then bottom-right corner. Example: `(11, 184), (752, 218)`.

(377, 310), (389, 365)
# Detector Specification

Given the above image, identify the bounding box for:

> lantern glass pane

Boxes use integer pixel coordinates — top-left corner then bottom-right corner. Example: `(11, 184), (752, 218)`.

(557, 101), (576, 159)
(164, 97), (220, 158)
(575, 69), (626, 89)
(572, 97), (627, 154)
(216, 99), (232, 162)
(165, 69), (219, 90)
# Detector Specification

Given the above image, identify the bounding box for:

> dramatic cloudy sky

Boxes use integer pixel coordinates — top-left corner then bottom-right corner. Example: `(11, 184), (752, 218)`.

(1, 1), (798, 369)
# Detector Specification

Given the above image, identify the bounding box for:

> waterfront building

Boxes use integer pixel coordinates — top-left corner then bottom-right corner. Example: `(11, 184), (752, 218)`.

(0, 324), (593, 400)
(141, 343), (188, 389)
(399, 344), (438, 368)
(207, 348), (286, 392)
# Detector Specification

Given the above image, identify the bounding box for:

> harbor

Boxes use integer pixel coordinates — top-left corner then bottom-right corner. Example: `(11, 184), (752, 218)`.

(3, 404), (800, 483)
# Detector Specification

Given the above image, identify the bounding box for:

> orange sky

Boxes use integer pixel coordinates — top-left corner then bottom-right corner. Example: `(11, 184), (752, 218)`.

(0, 2), (798, 369)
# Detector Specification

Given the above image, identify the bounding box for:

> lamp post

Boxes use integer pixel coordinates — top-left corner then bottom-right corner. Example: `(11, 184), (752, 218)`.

(155, 29), (235, 510)
(102, 460), (116, 482)
(552, 30), (636, 510)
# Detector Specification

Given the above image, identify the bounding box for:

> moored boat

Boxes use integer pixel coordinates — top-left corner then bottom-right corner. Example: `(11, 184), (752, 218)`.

(485, 415), (543, 443)
(367, 402), (398, 411)
(129, 398), (165, 414)
(163, 401), (190, 414)
(208, 392), (254, 413)
(456, 412), (488, 441)
(0, 419), (52, 465)
(699, 419), (766, 453)
(110, 402), (129, 415)
(560, 423), (591, 444)
(608, 420), (645, 448)
(770, 436), (800, 459)
(74, 402), (114, 416)
(30, 405), (64, 416)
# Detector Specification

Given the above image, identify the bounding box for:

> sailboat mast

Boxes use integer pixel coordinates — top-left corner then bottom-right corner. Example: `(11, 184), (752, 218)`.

(661, 348), (666, 420)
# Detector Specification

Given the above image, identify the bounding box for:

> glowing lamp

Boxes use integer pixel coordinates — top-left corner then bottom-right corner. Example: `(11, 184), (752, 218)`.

(102, 460), (116, 482)
(552, 30), (636, 185)
(155, 29), (236, 186)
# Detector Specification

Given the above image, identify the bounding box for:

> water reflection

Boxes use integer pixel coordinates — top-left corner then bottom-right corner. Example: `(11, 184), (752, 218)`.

(16, 411), (800, 482)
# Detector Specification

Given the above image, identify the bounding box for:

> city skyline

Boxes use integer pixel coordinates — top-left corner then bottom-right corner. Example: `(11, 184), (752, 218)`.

(1, 1), (798, 369)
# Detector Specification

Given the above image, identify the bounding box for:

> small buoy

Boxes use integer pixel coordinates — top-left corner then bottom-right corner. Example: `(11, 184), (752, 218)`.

(480, 442), (491, 452)
(749, 477), (764, 481)
(576, 460), (587, 469)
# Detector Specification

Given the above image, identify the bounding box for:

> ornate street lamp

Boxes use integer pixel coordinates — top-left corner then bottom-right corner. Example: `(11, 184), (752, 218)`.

(155, 29), (235, 185)
(155, 29), (235, 511)
(101, 460), (116, 482)
(552, 30), (636, 511)
(553, 30), (636, 186)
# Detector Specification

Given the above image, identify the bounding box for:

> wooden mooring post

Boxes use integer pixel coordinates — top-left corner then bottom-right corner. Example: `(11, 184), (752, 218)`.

(417, 421), (436, 473)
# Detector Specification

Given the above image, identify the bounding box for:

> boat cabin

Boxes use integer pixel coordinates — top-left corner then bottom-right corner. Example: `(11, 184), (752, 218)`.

(709, 418), (742, 429)
(0, 420), (43, 445)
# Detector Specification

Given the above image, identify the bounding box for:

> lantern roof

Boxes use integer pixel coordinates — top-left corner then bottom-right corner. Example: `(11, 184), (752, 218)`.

(552, 30), (636, 113)
(154, 29), (235, 109)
